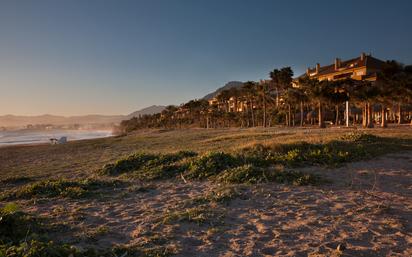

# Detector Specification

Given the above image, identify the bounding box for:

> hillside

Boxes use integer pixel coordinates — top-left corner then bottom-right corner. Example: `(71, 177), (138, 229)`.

(126, 105), (166, 118)
(202, 81), (243, 100)
(0, 105), (166, 128)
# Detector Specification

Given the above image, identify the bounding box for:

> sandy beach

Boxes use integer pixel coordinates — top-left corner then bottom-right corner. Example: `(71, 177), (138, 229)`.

(1, 127), (411, 256)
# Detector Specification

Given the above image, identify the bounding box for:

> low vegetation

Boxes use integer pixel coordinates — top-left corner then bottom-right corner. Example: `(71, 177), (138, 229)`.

(97, 132), (408, 186)
(187, 185), (247, 207)
(101, 151), (197, 176)
(162, 205), (225, 226)
(2, 178), (125, 200)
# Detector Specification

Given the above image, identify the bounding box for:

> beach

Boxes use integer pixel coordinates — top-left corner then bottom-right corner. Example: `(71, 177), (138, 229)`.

(0, 127), (411, 256)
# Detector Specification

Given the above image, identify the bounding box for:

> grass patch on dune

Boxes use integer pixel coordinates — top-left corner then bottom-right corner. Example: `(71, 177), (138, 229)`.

(101, 150), (197, 177)
(2, 178), (125, 200)
(215, 164), (323, 185)
(98, 133), (410, 185)
(186, 152), (242, 179)
(241, 132), (410, 168)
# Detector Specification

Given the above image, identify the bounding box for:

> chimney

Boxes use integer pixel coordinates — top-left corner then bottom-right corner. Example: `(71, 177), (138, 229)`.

(360, 52), (366, 61)
(306, 67), (310, 75)
(316, 63), (320, 74)
(335, 58), (341, 70)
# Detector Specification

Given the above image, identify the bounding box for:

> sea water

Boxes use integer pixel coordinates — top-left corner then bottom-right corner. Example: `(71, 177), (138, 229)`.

(0, 129), (113, 147)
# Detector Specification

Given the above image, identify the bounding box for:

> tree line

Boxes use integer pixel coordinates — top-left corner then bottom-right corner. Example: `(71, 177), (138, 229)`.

(120, 61), (412, 132)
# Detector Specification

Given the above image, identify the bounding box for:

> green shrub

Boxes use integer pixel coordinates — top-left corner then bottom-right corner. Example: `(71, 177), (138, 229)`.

(240, 144), (273, 167)
(271, 170), (323, 186)
(340, 132), (379, 142)
(186, 152), (241, 179)
(0, 205), (36, 244)
(215, 164), (322, 185)
(5, 179), (123, 200)
(133, 163), (189, 181)
(215, 164), (268, 184)
(101, 151), (197, 176)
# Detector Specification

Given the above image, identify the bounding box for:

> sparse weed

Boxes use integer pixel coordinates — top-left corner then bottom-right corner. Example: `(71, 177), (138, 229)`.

(162, 205), (224, 225)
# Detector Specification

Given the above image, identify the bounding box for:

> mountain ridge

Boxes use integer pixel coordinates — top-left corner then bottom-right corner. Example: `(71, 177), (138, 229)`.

(0, 105), (166, 128)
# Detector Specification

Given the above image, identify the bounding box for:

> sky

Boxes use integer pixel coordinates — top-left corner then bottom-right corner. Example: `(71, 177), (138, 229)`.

(1, 0), (412, 116)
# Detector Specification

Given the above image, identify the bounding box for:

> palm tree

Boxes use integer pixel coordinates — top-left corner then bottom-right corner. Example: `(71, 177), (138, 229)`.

(328, 80), (349, 125)
(270, 67), (294, 108)
(282, 87), (306, 126)
(379, 61), (412, 125)
(300, 77), (330, 128)
(256, 81), (274, 127)
(350, 80), (379, 128)
(242, 81), (257, 127)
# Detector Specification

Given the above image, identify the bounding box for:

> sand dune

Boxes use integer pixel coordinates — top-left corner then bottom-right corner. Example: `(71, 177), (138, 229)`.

(19, 151), (412, 256)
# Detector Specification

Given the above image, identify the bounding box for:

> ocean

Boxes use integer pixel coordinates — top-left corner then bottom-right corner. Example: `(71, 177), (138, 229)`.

(0, 129), (113, 147)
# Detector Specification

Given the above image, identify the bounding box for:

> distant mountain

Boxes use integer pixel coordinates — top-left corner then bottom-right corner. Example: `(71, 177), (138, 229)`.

(0, 105), (167, 128)
(0, 114), (125, 128)
(127, 105), (166, 118)
(202, 81), (244, 100)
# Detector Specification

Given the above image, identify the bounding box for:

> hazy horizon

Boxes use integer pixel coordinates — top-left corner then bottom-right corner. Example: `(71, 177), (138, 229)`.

(1, 0), (412, 116)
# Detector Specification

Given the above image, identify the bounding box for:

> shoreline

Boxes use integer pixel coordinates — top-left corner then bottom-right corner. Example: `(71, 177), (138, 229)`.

(0, 129), (114, 148)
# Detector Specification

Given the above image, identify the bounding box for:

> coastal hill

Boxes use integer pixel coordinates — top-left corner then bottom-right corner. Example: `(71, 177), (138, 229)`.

(0, 105), (166, 128)
(202, 81), (244, 100)
(126, 105), (166, 118)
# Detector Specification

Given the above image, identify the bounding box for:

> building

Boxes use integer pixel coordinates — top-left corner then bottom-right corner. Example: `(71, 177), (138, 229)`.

(300, 52), (386, 82)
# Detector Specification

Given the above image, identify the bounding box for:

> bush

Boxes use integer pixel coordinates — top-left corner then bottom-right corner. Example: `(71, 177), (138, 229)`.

(0, 204), (38, 245)
(186, 152), (242, 179)
(5, 179), (123, 200)
(215, 164), (268, 184)
(101, 151), (197, 176)
(133, 163), (190, 181)
(340, 132), (379, 142)
(215, 164), (322, 185)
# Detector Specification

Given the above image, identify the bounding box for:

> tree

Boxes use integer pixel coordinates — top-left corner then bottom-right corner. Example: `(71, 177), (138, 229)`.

(283, 87), (306, 126)
(350, 80), (379, 128)
(242, 81), (257, 127)
(300, 77), (330, 128)
(270, 67), (294, 108)
(256, 81), (274, 127)
(378, 61), (412, 125)
(328, 80), (349, 125)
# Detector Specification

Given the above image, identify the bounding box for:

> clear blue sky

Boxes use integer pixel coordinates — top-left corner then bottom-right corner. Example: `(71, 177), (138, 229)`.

(1, 0), (411, 116)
